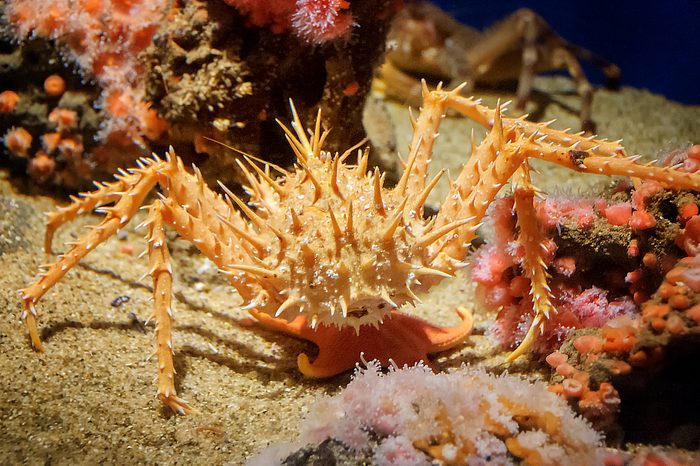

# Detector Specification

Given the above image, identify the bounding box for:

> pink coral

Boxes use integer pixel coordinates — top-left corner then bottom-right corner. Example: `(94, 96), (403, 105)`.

(476, 193), (638, 354)
(536, 196), (596, 229)
(472, 153), (700, 356)
(489, 284), (637, 355)
(249, 362), (601, 465)
(223, 0), (353, 42)
(292, 0), (353, 42)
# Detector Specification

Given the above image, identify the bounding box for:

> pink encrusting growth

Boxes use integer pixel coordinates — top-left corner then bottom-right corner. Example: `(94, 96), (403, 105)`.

(472, 144), (700, 431)
(536, 196), (596, 229)
(6, 0), (168, 145)
(249, 362), (602, 465)
(474, 196), (637, 355)
(222, 0), (354, 43)
(488, 283), (637, 355)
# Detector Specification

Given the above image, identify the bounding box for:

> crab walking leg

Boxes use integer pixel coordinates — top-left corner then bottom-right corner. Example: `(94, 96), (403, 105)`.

(523, 144), (700, 191)
(442, 91), (626, 157)
(19, 169), (160, 351)
(145, 200), (192, 414)
(550, 48), (594, 132)
(507, 163), (556, 361)
(513, 9), (539, 112)
(433, 109), (529, 263)
(156, 193), (267, 305)
(44, 170), (144, 253)
(398, 81), (454, 196)
(160, 149), (246, 235)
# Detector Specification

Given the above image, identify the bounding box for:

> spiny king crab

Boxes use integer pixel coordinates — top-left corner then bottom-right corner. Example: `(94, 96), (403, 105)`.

(20, 83), (700, 413)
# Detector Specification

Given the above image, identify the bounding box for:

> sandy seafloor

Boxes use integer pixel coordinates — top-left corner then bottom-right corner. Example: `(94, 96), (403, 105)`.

(1, 76), (699, 465)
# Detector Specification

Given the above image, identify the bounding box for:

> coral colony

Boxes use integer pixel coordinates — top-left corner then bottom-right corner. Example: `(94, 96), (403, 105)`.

(222, 0), (355, 42)
(474, 144), (700, 428)
(1, 0), (372, 188)
(248, 362), (602, 465)
(5, 0), (169, 145)
(250, 363), (700, 465)
(3, 0), (352, 144)
(20, 83), (700, 422)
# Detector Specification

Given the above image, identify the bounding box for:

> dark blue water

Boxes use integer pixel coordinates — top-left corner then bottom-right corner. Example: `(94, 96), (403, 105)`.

(432, 0), (700, 105)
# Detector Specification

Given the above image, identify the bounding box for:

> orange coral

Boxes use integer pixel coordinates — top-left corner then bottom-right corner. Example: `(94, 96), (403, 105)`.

(27, 152), (56, 183)
(48, 108), (78, 131)
(6, 0), (167, 144)
(41, 132), (61, 154)
(0, 90), (20, 112)
(3, 127), (32, 156)
(602, 323), (637, 353)
(43, 74), (66, 97)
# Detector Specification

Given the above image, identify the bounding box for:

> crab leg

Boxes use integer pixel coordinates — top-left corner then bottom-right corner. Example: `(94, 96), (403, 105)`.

(433, 106), (527, 262)
(507, 162), (556, 361)
(398, 82), (454, 196)
(513, 10), (538, 112)
(44, 176), (140, 253)
(20, 167), (161, 351)
(443, 92), (625, 157)
(549, 47), (594, 132)
(438, 88), (700, 191)
(157, 183), (265, 304)
(405, 95), (543, 268)
(523, 144), (700, 192)
(145, 200), (192, 414)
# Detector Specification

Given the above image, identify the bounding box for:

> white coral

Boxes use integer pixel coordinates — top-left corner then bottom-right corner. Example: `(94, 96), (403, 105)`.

(261, 362), (602, 465)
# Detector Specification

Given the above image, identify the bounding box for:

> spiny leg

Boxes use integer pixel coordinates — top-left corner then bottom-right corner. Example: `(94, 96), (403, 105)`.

(20, 164), (162, 351)
(44, 169), (144, 253)
(432, 104), (527, 262)
(522, 142), (700, 192)
(399, 81), (457, 196)
(507, 163), (556, 361)
(442, 91), (626, 158)
(145, 200), (192, 414)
